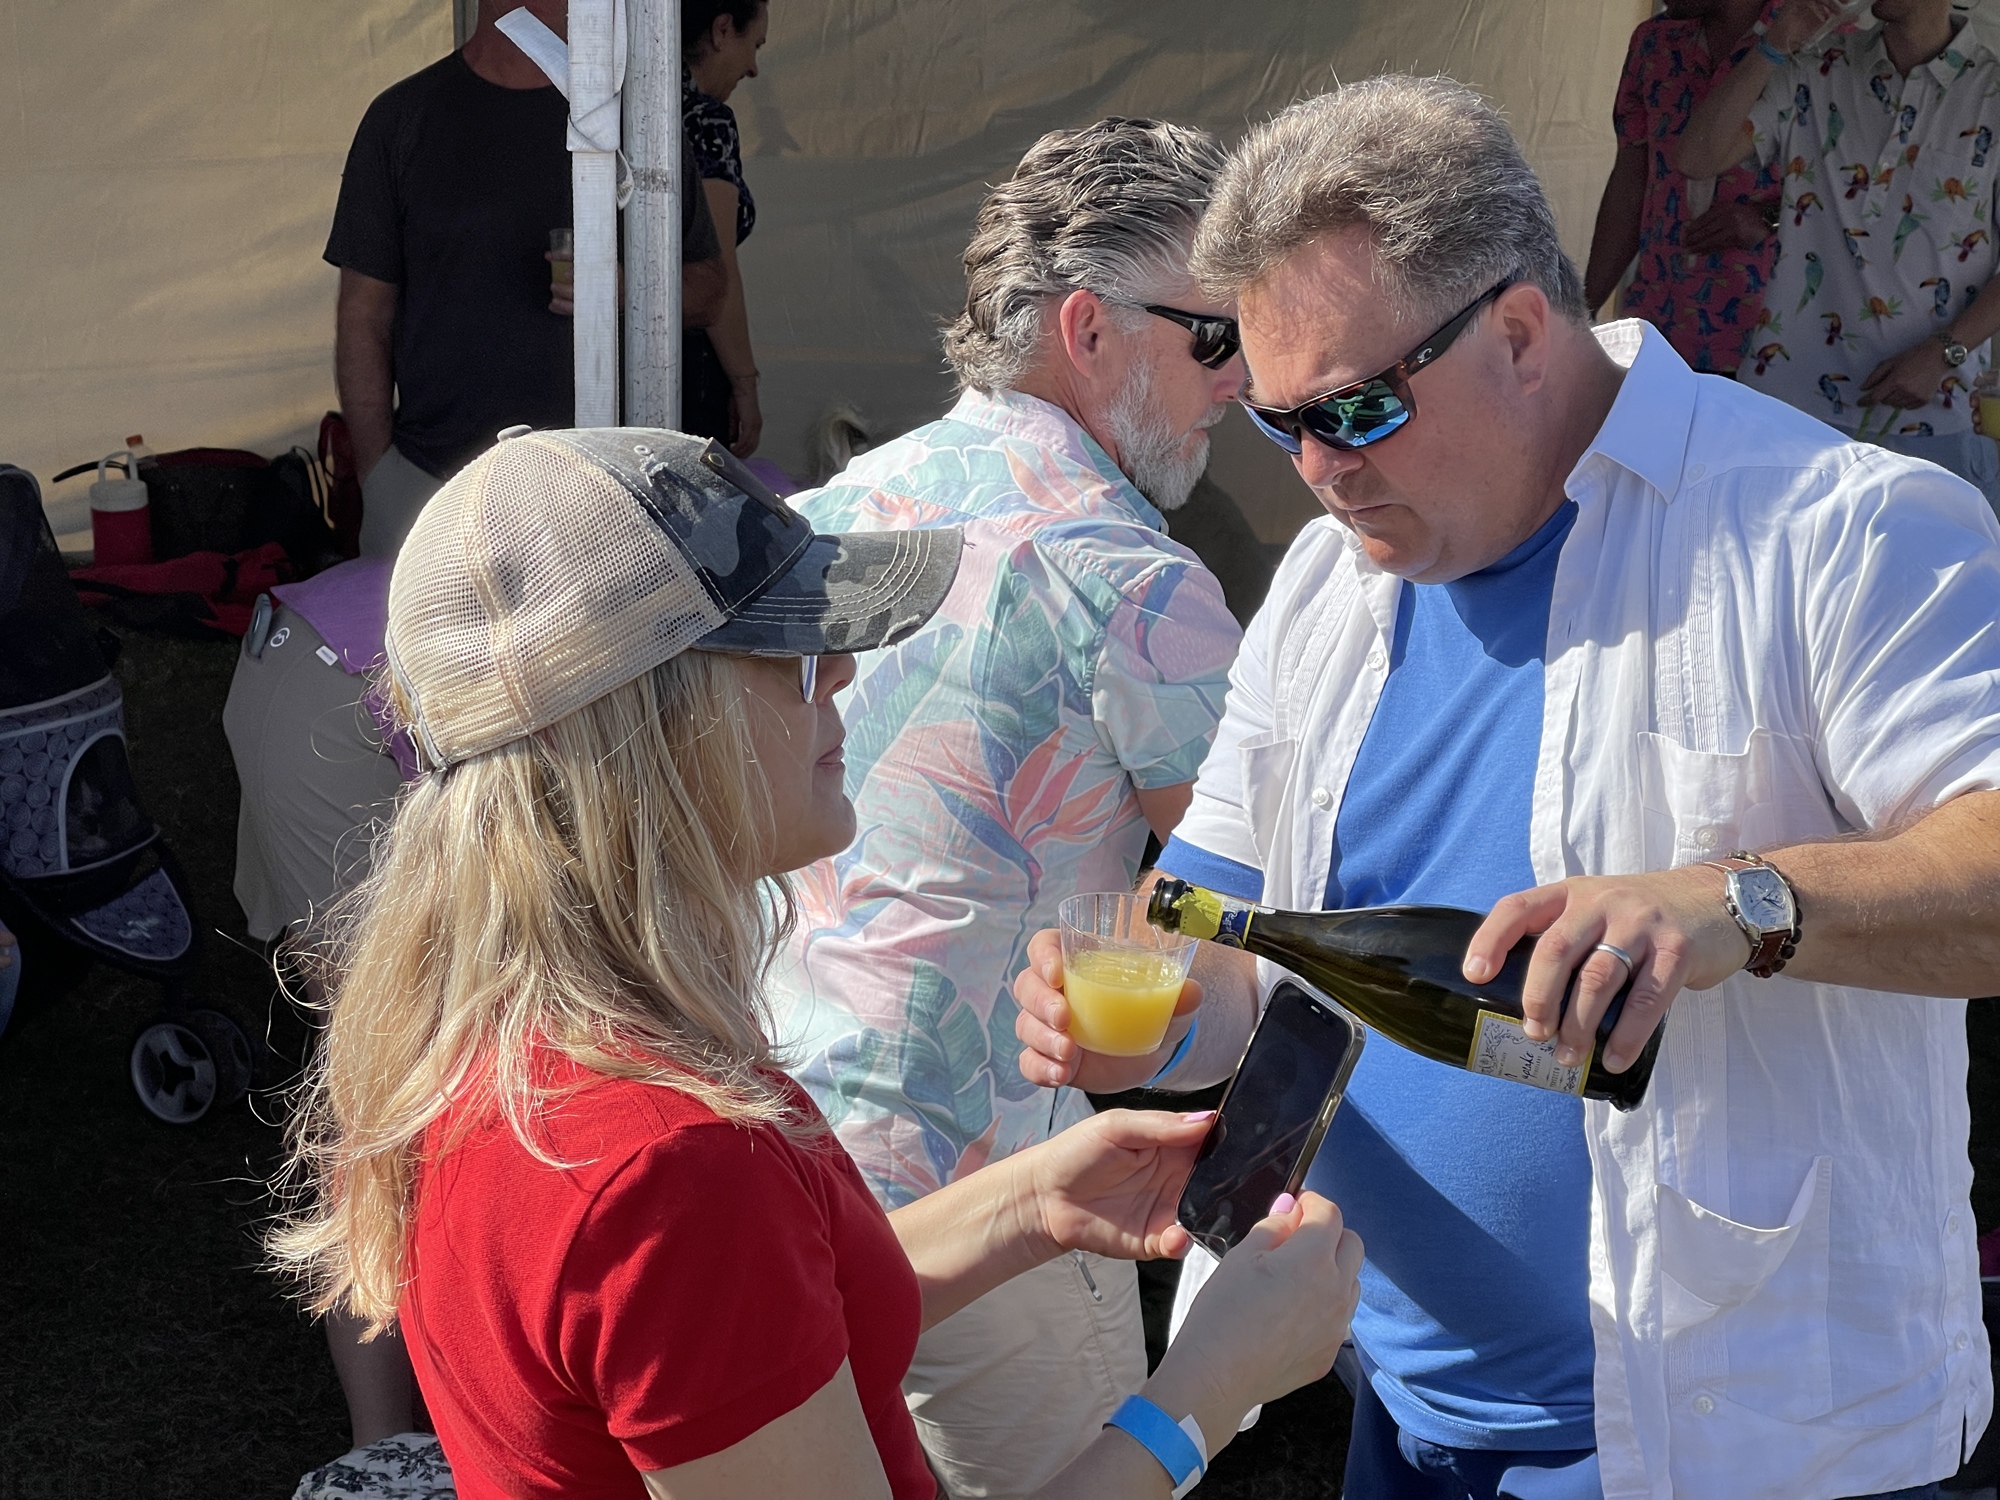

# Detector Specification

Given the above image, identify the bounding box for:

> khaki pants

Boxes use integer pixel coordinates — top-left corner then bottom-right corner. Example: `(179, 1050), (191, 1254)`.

(223, 607), (401, 941)
(358, 444), (446, 559)
(904, 1250), (1146, 1499)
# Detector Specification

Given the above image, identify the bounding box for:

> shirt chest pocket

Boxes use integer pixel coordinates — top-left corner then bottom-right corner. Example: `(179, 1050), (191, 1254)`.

(1237, 732), (1299, 871)
(1636, 729), (1805, 869)
(1657, 1156), (1834, 1424)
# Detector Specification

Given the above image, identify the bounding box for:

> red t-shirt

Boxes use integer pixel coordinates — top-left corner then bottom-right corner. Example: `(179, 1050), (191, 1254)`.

(400, 1064), (936, 1499)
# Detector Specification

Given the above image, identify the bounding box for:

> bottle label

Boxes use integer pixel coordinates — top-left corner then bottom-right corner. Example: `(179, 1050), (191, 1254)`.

(1213, 901), (1255, 949)
(1466, 1010), (1588, 1096)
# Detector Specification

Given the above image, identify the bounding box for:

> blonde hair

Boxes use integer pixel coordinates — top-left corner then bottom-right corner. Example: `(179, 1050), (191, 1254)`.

(269, 649), (810, 1333)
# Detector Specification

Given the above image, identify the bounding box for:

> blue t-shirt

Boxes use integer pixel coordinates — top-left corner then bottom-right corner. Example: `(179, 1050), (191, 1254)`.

(1160, 501), (1595, 1452)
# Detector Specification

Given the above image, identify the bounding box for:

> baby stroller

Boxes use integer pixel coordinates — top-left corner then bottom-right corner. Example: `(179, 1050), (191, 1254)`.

(0, 463), (252, 1123)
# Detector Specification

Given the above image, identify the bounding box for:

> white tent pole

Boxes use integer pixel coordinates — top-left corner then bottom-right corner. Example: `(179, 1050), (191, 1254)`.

(570, 0), (620, 427)
(623, 0), (682, 428)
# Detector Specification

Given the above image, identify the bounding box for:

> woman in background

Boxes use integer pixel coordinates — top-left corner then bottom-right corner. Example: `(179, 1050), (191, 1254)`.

(683, 0), (770, 456)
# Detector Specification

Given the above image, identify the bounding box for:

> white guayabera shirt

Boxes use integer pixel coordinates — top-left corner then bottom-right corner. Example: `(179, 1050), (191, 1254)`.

(1171, 321), (2000, 1498)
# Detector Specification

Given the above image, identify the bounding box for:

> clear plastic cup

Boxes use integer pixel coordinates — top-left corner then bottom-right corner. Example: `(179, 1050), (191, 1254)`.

(1058, 892), (1199, 1057)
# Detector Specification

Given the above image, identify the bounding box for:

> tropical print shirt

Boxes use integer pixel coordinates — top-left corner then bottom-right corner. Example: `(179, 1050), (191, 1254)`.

(1742, 17), (2000, 437)
(766, 388), (1241, 1208)
(1614, 7), (1782, 372)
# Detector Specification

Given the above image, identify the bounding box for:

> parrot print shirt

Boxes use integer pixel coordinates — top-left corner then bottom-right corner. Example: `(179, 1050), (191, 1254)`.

(1614, 7), (1782, 372)
(765, 388), (1241, 1208)
(1744, 17), (2000, 437)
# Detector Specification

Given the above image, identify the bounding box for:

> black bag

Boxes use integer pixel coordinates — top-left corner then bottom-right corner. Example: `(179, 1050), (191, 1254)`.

(139, 447), (337, 572)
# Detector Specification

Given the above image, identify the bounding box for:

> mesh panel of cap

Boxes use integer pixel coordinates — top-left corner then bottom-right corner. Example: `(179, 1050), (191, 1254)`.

(386, 433), (726, 765)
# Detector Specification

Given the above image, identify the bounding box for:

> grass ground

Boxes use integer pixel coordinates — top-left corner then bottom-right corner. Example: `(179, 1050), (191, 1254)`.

(1, 619), (1992, 1499)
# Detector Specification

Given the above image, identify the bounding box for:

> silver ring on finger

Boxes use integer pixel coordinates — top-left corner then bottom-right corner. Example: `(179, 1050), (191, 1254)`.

(1591, 941), (1637, 974)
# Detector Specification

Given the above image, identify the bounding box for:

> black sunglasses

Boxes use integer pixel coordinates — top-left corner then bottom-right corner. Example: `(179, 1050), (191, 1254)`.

(1242, 281), (1513, 454)
(1139, 304), (1242, 369)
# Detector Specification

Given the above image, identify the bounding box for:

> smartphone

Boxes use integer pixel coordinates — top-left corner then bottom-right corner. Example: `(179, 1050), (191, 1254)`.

(1176, 979), (1365, 1257)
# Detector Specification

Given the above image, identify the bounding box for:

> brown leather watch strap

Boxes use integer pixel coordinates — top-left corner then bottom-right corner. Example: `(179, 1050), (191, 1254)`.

(1702, 853), (1801, 978)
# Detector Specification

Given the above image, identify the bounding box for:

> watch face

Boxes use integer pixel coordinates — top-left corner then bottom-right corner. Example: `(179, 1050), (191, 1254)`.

(1733, 867), (1794, 932)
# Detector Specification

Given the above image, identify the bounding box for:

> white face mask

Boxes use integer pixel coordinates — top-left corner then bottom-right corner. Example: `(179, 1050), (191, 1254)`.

(1101, 354), (1222, 513)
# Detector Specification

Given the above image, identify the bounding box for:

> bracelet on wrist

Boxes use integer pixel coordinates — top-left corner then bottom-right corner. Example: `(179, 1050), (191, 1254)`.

(1756, 37), (1790, 67)
(1106, 1395), (1208, 1498)
(729, 370), (761, 384)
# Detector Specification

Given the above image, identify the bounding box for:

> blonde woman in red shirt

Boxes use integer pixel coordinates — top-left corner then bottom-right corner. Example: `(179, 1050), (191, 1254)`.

(271, 427), (1362, 1500)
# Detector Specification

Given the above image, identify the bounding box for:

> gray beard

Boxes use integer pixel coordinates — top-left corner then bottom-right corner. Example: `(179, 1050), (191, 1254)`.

(1102, 360), (1213, 512)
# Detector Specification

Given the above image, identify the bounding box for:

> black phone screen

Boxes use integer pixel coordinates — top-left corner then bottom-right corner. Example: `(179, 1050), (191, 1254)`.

(1177, 982), (1362, 1255)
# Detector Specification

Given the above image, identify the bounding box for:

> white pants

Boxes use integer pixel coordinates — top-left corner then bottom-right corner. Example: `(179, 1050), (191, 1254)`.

(904, 1250), (1146, 1499)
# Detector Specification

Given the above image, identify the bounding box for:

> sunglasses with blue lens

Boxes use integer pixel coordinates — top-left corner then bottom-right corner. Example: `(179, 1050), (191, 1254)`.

(1242, 281), (1513, 454)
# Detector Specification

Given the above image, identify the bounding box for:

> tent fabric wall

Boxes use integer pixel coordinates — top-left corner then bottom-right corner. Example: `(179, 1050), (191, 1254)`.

(0, 1), (449, 537)
(3, 0), (1653, 543)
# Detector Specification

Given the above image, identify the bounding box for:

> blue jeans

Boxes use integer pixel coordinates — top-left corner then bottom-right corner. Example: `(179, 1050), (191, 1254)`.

(1342, 1376), (1942, 1500)
(1343, 1375), (1601, 1500)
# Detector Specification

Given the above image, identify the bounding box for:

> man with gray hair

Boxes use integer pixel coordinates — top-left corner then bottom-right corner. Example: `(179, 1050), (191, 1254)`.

(765, 117), (1245, 1498)
(1016, 77), (2000, 1499)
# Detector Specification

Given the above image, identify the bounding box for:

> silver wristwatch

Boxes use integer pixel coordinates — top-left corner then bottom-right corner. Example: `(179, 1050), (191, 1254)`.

(1939, 331), (1970, 368)
(1703, 852), (1801, 979)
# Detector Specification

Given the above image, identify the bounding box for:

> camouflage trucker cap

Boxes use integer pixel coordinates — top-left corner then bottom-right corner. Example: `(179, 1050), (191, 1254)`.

(385, 426), (962, 768)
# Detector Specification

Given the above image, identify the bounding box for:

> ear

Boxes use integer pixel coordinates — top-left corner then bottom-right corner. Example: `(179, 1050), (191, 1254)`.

(710, 12), (737, 49)
(1496, 282), (1554, 396)
(1055, 289), (1118, 380)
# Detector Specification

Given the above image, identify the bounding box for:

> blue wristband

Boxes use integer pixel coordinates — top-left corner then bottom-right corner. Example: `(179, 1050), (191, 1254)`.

(1106, 1394), (1208, 1497)
(1757, 37), (1790, 67)
(1148, 1019), (1199, 1087)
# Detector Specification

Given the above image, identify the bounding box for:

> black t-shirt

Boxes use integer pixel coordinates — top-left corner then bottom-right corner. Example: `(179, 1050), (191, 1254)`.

(326, 53), (573, 479)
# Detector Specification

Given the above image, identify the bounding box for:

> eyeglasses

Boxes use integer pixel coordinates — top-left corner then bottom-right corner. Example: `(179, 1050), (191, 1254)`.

(1242, 281), (1513, 454)
(1139, 304), (1242, 369)
(799, 655), (820, 703)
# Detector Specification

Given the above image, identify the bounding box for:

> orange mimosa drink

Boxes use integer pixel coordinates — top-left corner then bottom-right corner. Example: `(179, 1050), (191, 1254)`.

(1062, 948), (1186, 1056)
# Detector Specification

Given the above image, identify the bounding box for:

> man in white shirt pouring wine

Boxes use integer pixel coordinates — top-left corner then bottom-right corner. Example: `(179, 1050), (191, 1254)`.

(1013, 75), (2000, 1500)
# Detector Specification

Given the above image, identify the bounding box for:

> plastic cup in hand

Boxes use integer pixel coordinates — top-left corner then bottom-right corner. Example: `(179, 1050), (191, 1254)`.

(1058, 892), (1198, 1057)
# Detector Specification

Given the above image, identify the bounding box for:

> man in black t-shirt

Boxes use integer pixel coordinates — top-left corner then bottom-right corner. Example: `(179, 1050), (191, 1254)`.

(326, 0), (725, 557)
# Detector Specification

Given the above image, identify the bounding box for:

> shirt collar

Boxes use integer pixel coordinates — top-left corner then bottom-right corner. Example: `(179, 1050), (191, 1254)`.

(1929, 14), (1992, 83)
(1849, 14), (1993, 84)
(1567, 319), (1698, 506)
(946, 386), (1167, 531)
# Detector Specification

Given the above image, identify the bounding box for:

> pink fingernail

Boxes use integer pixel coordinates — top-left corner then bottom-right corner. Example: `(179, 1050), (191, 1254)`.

(1181, 1110), (1216, 1123)
(1270, 1192), (1297, 1215)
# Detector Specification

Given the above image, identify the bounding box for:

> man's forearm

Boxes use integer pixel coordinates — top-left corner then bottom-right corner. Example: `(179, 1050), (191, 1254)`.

(1771, 790), (2000, 995)
(334, 304), (396, 475)
(1585, 147), (1648, 315)
(1677, 48), (1775, 180)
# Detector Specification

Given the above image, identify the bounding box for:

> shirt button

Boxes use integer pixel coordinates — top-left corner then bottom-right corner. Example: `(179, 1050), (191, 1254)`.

(1692, 1394), (1715, 1416)
(1688, 463), (1707, 482)
(1367, 650), (1387, 671)
(1311, 787), (1334, 811)
(1948, 1212), (1962, 1236)
(1694, 827), (1719, 850)
(1958, 1332), (1972, 1352)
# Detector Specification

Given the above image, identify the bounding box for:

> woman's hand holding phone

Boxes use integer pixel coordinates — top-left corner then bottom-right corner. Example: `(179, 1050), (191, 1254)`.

(1142, 1192), (1364, 1447)
(1015, 1108), (1213, 1264)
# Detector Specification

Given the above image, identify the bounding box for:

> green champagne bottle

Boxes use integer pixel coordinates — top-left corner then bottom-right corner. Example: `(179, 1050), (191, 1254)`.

(1146, 878), (1661, 1110)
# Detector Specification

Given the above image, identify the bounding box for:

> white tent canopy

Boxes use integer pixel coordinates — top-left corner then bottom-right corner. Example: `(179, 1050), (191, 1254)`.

(4, 0), (1651, 549)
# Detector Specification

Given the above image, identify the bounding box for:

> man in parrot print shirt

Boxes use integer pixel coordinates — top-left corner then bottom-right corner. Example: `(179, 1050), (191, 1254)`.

(1682, 0), (2000, 513)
